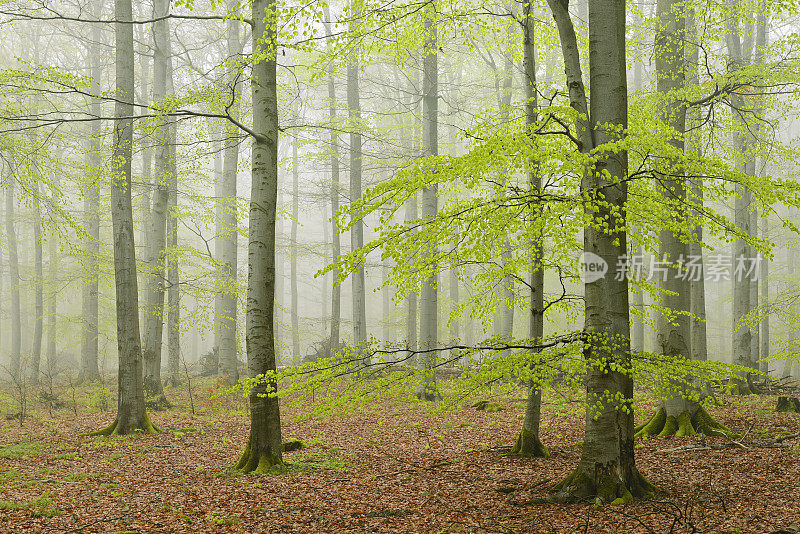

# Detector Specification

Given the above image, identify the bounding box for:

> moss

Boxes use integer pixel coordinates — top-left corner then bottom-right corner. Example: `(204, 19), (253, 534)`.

(775, 397), (800, 413)
(550, 462), (654, 504)
(637, 406), (733, 438)
(634, 407), (665, 437)
(510, 428), (550, 458)
(235, 445), (284, 474)
(88, 412), (160, 437)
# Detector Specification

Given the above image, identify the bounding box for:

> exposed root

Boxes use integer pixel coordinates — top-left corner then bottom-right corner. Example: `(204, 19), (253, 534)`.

(88, 411), (160, 436)
(548, 465), (654, 505)
(145, 394), (172, 411)
(511, 428), (549, 458)
(635, 406), (734, 438)
(235, 445), (283, 474)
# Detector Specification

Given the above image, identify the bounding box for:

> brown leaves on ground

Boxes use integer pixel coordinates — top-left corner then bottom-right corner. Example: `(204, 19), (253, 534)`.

(0, 384), (798, 533)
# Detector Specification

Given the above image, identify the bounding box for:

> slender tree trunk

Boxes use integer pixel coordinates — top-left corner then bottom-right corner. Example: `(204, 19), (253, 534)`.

(166, 65), (180, 387)
(416, 6), (440, 401)
(347, 10), (368, 359)
(406, 194), (418, 354)
(235, 0), (283, 472)
(217, 4), (241, 383)
(5, 171), (21, 379)
(141, 0), (172, 401)
(323, 9), (341, 359)
(45, 177), (58, 374)
(81, 10), (102, 382)
(291, 142), (300, 364)
(94, 0), (156, 435)
(512, 2), (548, 457)
(547, 0), (651, 502)
(760, 216), (769, 373)
(383, 261), (392, 343)
(726, 1), (757, 392)
(30, 185), (44, 384)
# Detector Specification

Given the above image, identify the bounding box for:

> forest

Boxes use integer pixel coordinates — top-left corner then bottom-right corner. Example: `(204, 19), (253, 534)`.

(1, 0), (800, 531)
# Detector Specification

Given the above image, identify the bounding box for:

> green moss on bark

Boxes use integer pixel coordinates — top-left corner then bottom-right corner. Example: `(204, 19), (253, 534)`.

(89, 411), (160, 436)
(549, 464), (654, 504)
(636, 406), (733, 438)
(511, 428), (550, 458)
(235, 445), (283, 474)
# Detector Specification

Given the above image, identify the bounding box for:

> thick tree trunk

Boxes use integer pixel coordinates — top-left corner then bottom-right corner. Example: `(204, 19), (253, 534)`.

(5, 172), (21, 379)
(347, 16), (368, 361)
(291, 142), (300, 364)
(416, 8), (440, 401)
(94, 0), (156, 435)
(141, 0), (172, 402)
(236, 0), (283, 472)
(548, 0), (651, 502)
(81, 12), (102, 382)
(217, 7), (242, 383)
(512, 0), (548, 459)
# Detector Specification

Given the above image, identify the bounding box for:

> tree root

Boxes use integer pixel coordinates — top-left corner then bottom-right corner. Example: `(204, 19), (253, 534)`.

(511, 428), (549, 458)
(88, 412), (160, 436)
(235, 444), (284, 474)
(635, 406), (734, 438)
(545, 465), (655, 505)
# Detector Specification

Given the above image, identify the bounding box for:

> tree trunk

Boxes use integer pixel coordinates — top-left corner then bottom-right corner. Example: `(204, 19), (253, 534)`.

(547, 0), (651, 502)
(236, 0), (283, 472)
(81, 8), (102, 382)
(291, 141), (300, 364)
(141, 0), (172, 402)
(45, 177), (58, 374)
(5, 171), (21, 379)
(165, 66), (180, 388)
(218, 7), (242, 383)
(347, 12), (368, 361)
(760, 216), (769, 373)
(30, 185), (44, 385)
(93, 0), (156, 435)
(323, 9), (341, 359)
(416, 7), (440, 401)
(512, 0), (548, 458)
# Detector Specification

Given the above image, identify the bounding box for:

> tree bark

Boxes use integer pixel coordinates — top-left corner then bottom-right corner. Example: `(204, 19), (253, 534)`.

(93, 0), (156, 435)
(323, 8), (341, 359)
(217, 4), (242, 383)
(416, 7), (440, 401)
(512, 0), (548, 458)
(165, 65), (180, 388)
(30, 184), (44, 384)
(45, 177), (58, 374)
(141, 0), (172, 402)
(81, 4), (102, 382)
(547, 0), (651, 502)
(347, 8), (368, 360)
(5, 170), (21, 379)
(291, 141), (300, 364)
(236, 0), (283, 472)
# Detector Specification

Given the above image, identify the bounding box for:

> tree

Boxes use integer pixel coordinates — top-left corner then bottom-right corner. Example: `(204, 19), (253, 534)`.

(547, 0), (652, 502)
(142, 0), (173, 402)
(348, 1), (368, 360)
(80, 4), (102, 383)
(5, 166), (21, 379)
(415, 3), (440, 401)
(93, 0), (157, 435)
(235, 0), (283, 473)
(511, 0), (548, 458)
(217, 1), (242, 384)
(291, 140), (300, 363)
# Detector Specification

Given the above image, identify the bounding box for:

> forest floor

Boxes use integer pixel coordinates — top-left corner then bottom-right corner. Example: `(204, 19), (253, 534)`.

(0, 377), (799, 534)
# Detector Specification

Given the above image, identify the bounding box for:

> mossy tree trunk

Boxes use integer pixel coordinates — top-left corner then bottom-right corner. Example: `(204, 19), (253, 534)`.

(511, 0), (548, 459)
(236, 0), (283, 473)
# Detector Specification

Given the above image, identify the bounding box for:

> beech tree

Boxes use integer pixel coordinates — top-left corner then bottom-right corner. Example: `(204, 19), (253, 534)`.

(94, 0), (157, 435)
